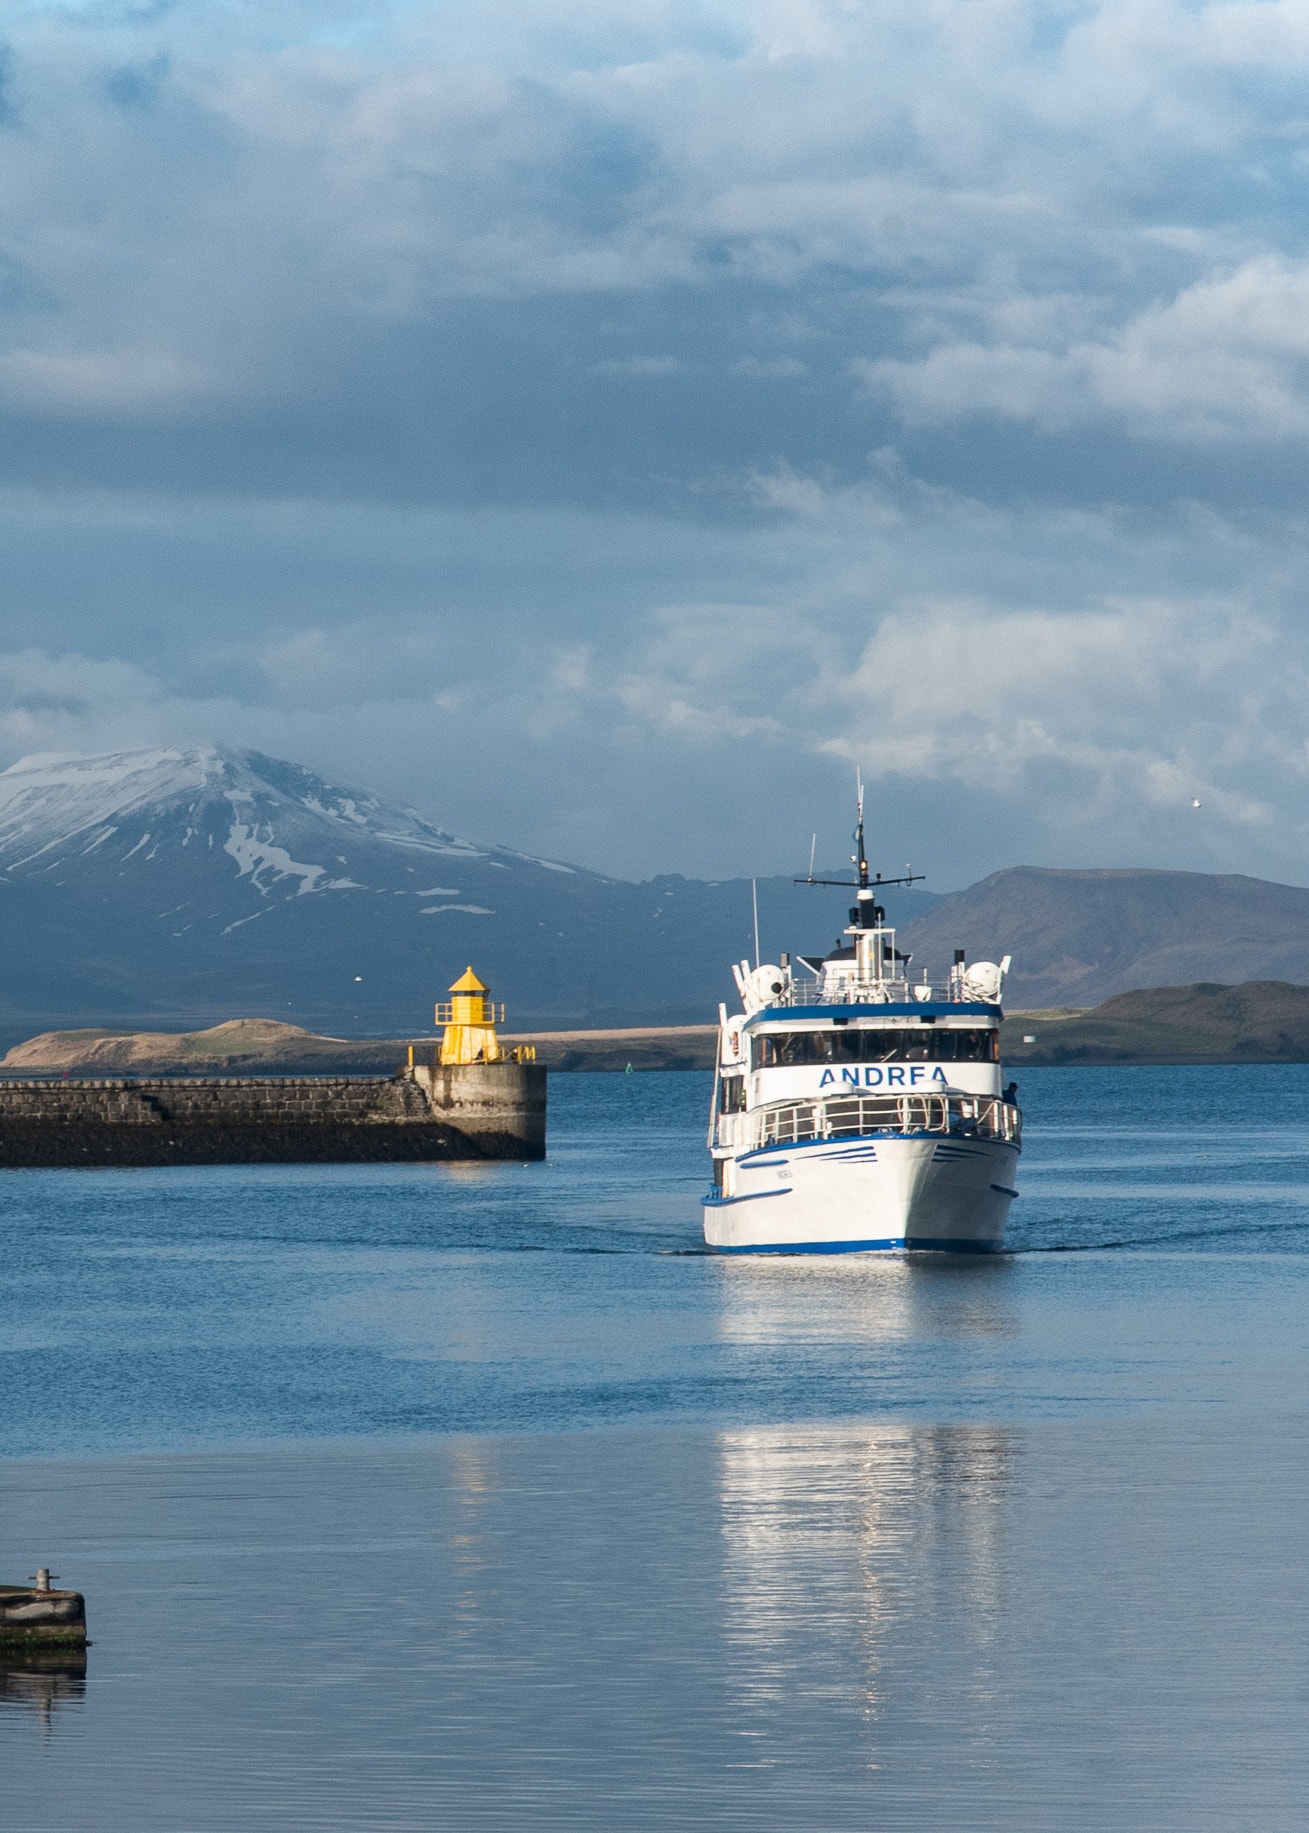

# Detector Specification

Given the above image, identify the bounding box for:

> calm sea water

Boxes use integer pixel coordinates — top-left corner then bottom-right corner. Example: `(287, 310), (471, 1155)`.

(4, 1066), (1309, 1828)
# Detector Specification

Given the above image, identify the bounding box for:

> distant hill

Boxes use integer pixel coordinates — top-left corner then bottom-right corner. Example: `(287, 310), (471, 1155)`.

(0, 746), (938, 1041)
(0, 1019), (400, 1076)
(0, 1018), (718, 1075)
(901, 868), (1309, 1009)
(1002, 981), (1309, 1065)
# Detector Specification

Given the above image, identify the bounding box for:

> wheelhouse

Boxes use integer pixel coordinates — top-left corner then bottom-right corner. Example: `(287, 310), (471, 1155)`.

(752, 1025), (1000, 1068)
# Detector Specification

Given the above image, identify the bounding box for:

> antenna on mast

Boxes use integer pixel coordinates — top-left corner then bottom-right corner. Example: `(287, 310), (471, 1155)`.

(794, 771), (924, 895)
(751, 878), (760, 970)
(853, 770), (869, 892)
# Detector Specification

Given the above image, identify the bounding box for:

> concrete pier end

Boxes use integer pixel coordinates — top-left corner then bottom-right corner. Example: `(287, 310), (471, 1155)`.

(412, 1060), (547, 1159)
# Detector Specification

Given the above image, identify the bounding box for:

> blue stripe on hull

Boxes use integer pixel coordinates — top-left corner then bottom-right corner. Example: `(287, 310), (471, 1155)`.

(707, 1235), (1002, 1256)
(702, 1188), (792, 1207)
(744, 1001), (997, 1025)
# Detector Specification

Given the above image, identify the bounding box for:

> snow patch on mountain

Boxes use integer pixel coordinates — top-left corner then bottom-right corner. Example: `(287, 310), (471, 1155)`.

(221, 908), (273, 935)
(223, 824), (363, 897)
(370, 830), (486, 858)
(302, 796), (371, 827)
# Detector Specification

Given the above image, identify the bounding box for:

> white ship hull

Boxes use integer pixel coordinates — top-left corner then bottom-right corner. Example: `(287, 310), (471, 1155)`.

(703, 1132), (1017, 1254)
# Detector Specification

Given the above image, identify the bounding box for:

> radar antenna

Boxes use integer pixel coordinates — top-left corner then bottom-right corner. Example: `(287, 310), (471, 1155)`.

(794, 773), (924, 894)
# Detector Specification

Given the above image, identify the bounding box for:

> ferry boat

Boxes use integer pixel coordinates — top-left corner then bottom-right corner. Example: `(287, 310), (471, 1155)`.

(703, 794), (1020, 1254)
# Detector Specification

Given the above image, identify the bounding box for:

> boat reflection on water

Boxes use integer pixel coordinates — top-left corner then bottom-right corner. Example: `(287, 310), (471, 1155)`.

(715, 1254), (919, 1348)
(447, 1441), (503, 1645)
(716, 1421), (1014, 1741)
(713, 1251), (1020, 1351)
(0, 1648), (87, 1731)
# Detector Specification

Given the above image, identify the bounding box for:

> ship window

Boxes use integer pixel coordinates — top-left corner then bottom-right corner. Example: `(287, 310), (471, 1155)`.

(718, 1076), (746, 1114)
(752, 1028), (998, 1068)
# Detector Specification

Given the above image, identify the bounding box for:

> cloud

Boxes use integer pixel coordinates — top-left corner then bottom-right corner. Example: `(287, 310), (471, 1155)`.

(2, 2), (1309, 892)
(2, 474), (1309, 886)
(579, 567), (1309, 875)
(731, 354), (806, 378)
(7, 0), (1309, 478)
(0, 347), (213, 413)
(591, 354), (695, 375)
(862, 257), (1309, 443)
(828, 597), (1285, 828)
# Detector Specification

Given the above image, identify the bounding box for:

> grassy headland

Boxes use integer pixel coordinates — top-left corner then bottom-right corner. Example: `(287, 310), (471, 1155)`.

(1002, 981), (1309, 1065)
(0, 1019), (718, 1076)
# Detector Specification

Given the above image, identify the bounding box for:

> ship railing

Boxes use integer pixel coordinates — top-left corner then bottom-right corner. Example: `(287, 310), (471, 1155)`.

(744, 1094), (1021, 1150)
(785, 975), (950, 1007)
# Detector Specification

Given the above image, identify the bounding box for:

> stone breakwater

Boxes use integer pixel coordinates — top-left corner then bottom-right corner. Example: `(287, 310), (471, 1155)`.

(0, 1062), (546, 1166)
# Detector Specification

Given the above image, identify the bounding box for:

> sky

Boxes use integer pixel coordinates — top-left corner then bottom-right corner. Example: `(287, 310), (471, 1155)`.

(2, 0), (1309, 886)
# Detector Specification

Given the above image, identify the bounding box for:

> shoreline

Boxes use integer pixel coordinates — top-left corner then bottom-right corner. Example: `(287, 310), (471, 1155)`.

(11, 977), (1309, 1072)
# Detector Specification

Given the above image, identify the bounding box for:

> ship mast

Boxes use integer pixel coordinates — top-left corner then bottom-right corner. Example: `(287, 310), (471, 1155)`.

(795, 776), (924, 994)
(854, 777), (869, 890)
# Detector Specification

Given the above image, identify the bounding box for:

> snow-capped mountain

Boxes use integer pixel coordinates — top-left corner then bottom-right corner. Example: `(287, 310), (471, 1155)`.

(0, 746), (605, 1034)
(0, 747), (939, 1039)
(0, 747), (577, 904)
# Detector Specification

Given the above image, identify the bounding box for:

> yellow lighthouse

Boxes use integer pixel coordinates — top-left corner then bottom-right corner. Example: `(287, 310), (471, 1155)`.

(396, 964), (544, 1155)
(435, 966), (534, 1066)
